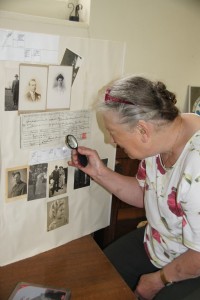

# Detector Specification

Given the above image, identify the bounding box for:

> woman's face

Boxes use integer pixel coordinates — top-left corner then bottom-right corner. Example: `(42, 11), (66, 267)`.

(57, 78), (63, 86)
(103, 111), (149, 160)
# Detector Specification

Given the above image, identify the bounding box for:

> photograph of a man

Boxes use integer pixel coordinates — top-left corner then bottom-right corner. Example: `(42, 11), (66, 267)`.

(18, 64), (48, 111)
(7, 168), (27, 200)
(48, 160), (68, 197)
(11, 74), (19, 107)
(26, 79), (41, 101)
(4, 65), (20, 111)
(49, 165), (60, 196)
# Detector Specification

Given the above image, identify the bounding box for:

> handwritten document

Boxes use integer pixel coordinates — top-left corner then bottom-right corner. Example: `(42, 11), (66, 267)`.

(29, 147), (71, 165)
(0, 29), (59, 63)
(20, 110), (92, 150)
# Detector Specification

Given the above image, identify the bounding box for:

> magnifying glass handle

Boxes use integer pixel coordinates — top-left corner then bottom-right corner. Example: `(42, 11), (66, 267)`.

(78, 153), (88, 167)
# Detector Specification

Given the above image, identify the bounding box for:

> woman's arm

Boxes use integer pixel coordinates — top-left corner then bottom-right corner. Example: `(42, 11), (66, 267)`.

(162, 248), (200, 283)
(94, 165), (144, 207)
(136, 249), (200, 300)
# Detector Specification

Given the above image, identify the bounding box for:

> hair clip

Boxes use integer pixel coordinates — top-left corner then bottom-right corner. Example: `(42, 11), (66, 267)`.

(104, 88), (133, 105)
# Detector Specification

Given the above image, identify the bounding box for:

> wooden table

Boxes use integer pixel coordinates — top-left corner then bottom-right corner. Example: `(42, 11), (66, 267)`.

(0, 235), (136, 300)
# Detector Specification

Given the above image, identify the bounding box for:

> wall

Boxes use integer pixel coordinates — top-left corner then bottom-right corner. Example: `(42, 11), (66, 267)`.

(1, 0), (200, 110)
(0, 0), (77, 21)
(89, 0), (200, 112)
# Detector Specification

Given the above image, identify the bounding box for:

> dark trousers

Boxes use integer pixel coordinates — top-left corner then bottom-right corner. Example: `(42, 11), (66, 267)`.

(104, 226), (200, 300)
(53, 178), (59, 192)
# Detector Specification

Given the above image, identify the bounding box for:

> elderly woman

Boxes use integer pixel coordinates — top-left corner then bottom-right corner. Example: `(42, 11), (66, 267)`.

(69, 76), (200, 300)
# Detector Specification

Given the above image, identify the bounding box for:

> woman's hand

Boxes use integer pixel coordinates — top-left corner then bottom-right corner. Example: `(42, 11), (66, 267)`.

(134, 271), (164, 300)
(68, 146), (107, 180)
(68, 146), (144, 207)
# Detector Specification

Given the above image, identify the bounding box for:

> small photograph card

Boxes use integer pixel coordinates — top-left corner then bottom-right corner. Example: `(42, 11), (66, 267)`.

(18, 64), (48, 112)
(8, 282), (71, 300)
(46, 65), (72, 109)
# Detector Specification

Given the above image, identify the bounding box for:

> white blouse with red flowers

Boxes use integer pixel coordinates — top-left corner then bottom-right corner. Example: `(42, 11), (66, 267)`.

(136, 130), (200, 268)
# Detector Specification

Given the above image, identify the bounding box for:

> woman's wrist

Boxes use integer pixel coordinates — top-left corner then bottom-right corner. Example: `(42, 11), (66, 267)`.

(93, 164), (113, 183)
(160, 268), (173, 286)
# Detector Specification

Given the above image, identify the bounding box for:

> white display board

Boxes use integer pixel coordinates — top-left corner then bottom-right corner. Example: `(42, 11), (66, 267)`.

(0, 27), (125, 265)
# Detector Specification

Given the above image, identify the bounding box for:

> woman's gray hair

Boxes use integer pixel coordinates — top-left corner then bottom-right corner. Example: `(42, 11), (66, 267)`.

(97, 76), (180, 127)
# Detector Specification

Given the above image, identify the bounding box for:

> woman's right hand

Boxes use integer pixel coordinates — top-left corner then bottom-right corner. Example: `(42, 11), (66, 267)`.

(68, 146), (108, 180)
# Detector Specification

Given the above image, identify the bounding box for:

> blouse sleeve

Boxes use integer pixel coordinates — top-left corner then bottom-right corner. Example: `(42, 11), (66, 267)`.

(136, 159), (146, 188)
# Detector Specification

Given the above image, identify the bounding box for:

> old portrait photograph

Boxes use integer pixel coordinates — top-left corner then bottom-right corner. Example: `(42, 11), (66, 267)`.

(27, 163), (48, 201)
(6, 166), (27, 201)
(61, 48), (82, 85)
(46, 65), (73, 109)
(188, 86), (200, 115)
(18, 64), (48, 111)
(47, 197), (69, 231)
(4, 63), (20, 111)
(48, 160), (68, 198)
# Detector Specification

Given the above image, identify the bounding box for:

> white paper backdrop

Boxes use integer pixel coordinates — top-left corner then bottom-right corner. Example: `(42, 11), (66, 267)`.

(0, 32), (125, 265)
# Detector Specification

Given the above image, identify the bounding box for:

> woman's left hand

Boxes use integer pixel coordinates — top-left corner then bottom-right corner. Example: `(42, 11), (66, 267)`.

(134, 271), (164, 300)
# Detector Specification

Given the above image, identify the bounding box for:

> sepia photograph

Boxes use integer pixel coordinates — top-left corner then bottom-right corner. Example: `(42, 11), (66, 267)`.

(188, 86), (200, 115)
(48, 160), (68, 198)
(47, 197), (69, 231)
(46, 65), (73, 109)
(6, 166), (28, 201)
(28, 163), (48, 201)
(4, 63), (20, 111)
(18, 64), (48, 111)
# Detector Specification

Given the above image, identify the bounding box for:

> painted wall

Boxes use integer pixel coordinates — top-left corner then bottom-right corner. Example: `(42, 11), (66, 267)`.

(89, 0), (200, 112)
(0, 0), (78, 20)
(1, 0), (200, 111)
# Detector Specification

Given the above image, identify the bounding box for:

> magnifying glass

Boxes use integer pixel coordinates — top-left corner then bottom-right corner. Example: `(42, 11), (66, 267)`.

(65, 134), (88, 167)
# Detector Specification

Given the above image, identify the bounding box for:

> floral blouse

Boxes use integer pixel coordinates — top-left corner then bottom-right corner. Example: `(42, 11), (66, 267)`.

(136, 130), (200, 268)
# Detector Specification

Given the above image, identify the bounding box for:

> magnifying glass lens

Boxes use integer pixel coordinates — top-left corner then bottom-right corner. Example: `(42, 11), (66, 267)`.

(65, 134), (88, 167)
(66, 135), (78, 149)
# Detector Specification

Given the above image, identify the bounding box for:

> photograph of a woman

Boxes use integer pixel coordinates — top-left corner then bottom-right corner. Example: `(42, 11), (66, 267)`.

(46, 65), (73, 109)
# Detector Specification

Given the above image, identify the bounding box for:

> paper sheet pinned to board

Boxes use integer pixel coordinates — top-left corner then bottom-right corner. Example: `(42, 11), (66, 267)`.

(0, 33), (125, 266)
(29, 147), (71, 165)
(0, 29), (59, 63)
(20, 110), (92, 150)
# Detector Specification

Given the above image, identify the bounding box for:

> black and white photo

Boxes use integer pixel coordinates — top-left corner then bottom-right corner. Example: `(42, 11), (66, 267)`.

(28, 163), (48, 201)
(46, 65), (72, 109)
(61, 48), (82, 85)
(74, 167), (90, 189)
(48, 160), (68, 198)
(4, 64), (20, 111)
(6, 167), (27, 201)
